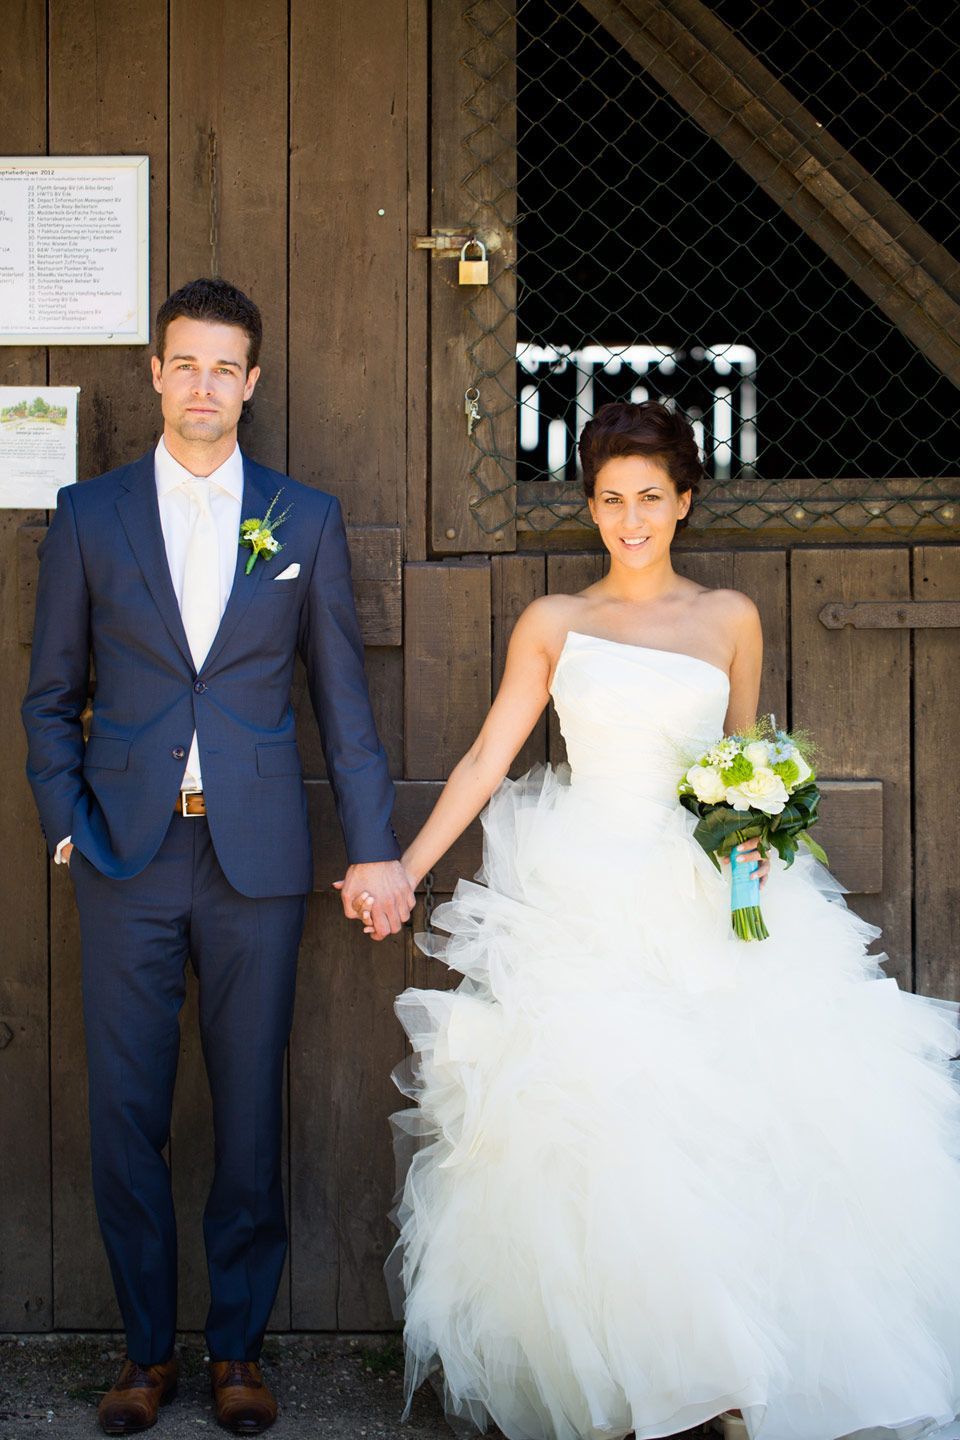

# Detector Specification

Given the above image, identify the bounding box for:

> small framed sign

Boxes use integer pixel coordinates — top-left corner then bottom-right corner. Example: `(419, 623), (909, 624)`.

(0, 386), (79, 507)
(0, 155), (149, 345)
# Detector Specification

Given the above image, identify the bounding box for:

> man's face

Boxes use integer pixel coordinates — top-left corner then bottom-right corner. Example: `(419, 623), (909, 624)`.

(150, 316), (260, 445)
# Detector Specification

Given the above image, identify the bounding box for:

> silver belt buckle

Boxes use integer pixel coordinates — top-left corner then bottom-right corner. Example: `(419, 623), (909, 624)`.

(179, 786), (203, 817)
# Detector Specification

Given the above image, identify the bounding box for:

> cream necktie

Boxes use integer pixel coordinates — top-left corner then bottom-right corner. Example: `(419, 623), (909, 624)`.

(180, 478), (221, 671)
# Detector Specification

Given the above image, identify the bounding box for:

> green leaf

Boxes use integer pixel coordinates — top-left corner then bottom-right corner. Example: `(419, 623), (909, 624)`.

(799, 830), (829, 865)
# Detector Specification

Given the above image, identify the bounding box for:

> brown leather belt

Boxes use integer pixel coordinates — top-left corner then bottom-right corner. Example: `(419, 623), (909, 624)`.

(175, 790), (206, 817)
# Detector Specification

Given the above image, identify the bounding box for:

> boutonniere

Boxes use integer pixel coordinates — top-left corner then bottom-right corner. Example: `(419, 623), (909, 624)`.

(239, 490), (293, 574)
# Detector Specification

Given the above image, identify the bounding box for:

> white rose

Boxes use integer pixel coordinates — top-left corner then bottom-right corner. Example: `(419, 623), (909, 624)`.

(686, 763), (727, 803)
(725, 766), (789, 815)
(743, 740), (770, 767)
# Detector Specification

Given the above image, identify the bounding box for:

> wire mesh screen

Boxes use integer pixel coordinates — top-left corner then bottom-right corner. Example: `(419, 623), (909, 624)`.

(460, 0), (960, 535)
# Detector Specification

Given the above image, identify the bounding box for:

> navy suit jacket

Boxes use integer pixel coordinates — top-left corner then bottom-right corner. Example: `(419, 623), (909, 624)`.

(21, 448), (400, 898)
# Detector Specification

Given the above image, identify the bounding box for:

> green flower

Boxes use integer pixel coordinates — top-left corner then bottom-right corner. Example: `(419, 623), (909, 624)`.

(773, 758), (800, 787)
(721, 753), (754, 786)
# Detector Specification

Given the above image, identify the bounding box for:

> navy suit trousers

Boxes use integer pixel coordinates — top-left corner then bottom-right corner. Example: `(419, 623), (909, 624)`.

(71, 816), (306, 1364)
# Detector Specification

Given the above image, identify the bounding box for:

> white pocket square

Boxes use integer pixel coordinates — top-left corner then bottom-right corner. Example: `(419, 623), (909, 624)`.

(274, 563), (300, 580)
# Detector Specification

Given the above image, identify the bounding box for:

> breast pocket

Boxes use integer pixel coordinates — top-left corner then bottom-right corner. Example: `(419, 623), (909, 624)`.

(252, 571), (301, 596)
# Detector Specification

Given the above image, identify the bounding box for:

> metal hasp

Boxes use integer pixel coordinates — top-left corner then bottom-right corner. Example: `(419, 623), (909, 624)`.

(820, 601), (960, 629)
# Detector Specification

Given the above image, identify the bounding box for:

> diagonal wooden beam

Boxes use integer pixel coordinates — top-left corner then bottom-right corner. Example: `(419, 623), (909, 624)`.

(577, 0), (960, 389)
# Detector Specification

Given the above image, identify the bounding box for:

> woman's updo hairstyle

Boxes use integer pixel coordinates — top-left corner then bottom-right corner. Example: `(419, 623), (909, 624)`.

(578, 400), (703, 529)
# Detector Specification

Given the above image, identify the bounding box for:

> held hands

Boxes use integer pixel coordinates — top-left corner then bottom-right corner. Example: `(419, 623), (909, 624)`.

(333, 860), (416, 942)
(721, 839), (770, 888)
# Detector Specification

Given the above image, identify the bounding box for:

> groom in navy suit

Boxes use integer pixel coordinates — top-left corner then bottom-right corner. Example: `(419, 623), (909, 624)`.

(22, 278), (414, 1435)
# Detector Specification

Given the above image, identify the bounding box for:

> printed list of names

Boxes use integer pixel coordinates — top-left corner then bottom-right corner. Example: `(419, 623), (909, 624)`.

(0, 166), (140, 336)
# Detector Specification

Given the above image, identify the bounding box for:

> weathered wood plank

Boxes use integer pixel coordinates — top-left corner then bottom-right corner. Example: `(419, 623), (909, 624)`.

(492, 555), (548, 775)
(546, 553), (606, 765)
(674, 550), (787, 725)
(913, 547), (960, 999)
(169, 0), (288, 472)
(816, 780), (883, 896)
(47, 0), (168, 479)
(429, 0), (517, 553)
(792, 549), (912, 982)
(17, 526), (45, 647)
(404, 563), (492, 778)
(404, 896), (458, 994)
(0, 511), (52, 1331)
(346, 528), (403, 647)
(0, 0), (52, 1334)
(290, 892), (406, 1329)
(405, 0), (430, 563)
(288, 0), (409, 522)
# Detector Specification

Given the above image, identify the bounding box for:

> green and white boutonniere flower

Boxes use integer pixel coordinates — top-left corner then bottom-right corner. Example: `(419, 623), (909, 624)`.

(239, 491), (293, 574)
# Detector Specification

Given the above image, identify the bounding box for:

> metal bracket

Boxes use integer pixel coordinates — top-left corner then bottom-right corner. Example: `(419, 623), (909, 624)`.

(412, 228), (503, 258)
(819, 600), (960, 629)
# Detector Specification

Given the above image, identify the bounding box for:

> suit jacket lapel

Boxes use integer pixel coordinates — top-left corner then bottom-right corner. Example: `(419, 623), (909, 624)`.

(199, 454), (275, 673)
(115, 450), (194, 670)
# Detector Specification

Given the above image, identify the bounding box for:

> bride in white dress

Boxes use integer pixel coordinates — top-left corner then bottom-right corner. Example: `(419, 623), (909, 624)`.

(358, 401), (960, 1440)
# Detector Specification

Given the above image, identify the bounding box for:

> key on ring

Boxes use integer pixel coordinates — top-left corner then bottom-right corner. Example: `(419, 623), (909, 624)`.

(464, 387), (481, 437)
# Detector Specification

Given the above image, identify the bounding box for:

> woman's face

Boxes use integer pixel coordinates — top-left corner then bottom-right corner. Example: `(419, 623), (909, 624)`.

(588, 454), (691, 568)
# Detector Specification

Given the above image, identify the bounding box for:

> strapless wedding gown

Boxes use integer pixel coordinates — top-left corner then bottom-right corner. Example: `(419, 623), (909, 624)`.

(389, 632), (960, 1440)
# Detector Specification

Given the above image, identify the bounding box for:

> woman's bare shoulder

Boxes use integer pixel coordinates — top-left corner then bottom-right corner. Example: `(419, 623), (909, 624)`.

(511, 592), (591, 655)
(694, 585), (760, 622)
(694, 586), (762, 649)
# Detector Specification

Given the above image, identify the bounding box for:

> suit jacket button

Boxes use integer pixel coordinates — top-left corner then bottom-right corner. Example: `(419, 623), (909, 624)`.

(172, 746), (186, 760)
(193, 680), (207, 694)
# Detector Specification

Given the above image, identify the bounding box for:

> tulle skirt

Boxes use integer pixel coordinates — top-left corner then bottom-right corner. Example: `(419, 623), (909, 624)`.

(388, 766), (960, 1440)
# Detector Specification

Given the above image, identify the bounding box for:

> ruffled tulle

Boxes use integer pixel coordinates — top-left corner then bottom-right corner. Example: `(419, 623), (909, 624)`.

(388, 640), (960, 1440)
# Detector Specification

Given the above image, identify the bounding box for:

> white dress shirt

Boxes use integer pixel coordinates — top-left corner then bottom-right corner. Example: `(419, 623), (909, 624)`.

(155, 436), (244, 789)
(55, 437), (243, 863)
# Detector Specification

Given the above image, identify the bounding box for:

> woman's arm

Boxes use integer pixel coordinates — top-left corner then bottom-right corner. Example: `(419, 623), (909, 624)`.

(719, 593), (769, 884)
(401, 602), (557, 887)
(723, 594), (763, 736)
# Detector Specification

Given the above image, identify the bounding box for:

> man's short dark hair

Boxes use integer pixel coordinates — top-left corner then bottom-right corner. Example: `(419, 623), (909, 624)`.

(155, 278), (263, 372)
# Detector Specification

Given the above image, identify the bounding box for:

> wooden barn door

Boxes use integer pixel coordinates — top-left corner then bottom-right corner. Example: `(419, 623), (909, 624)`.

(2, 0), (959, 1342)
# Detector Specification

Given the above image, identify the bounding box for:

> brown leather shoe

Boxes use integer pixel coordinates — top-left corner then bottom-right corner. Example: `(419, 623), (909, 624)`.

(209, 1360), (277, 1434)
(98, 1356), (178, 1434)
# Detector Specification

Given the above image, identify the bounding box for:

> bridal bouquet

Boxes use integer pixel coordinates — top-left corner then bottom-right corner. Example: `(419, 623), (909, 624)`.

(678, 720), (827, 942)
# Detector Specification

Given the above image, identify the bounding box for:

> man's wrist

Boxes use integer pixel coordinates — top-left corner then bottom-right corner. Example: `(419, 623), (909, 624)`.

(54, 835), (73, 866)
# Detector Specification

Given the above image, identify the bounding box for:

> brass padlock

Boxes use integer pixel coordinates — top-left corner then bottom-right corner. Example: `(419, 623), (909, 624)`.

(459, 239), (489, 285)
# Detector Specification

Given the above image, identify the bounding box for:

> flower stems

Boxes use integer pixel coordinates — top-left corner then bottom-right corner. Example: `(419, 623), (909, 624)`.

(731, 905), (769, 942)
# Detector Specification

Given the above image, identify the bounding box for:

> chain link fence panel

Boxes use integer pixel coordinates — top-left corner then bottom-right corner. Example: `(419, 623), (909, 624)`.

(459, 0), (960, 535)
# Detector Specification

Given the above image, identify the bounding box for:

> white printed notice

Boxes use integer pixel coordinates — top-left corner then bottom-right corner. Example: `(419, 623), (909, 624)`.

(0, 156), (149, 344)
(0, 387), (78, 507)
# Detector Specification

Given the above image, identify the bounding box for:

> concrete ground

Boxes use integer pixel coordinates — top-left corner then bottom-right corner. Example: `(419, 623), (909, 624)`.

(0, 1334), (456, 1440)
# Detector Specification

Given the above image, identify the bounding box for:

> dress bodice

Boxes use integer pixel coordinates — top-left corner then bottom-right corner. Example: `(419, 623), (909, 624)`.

(550, 631), (730, 809)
